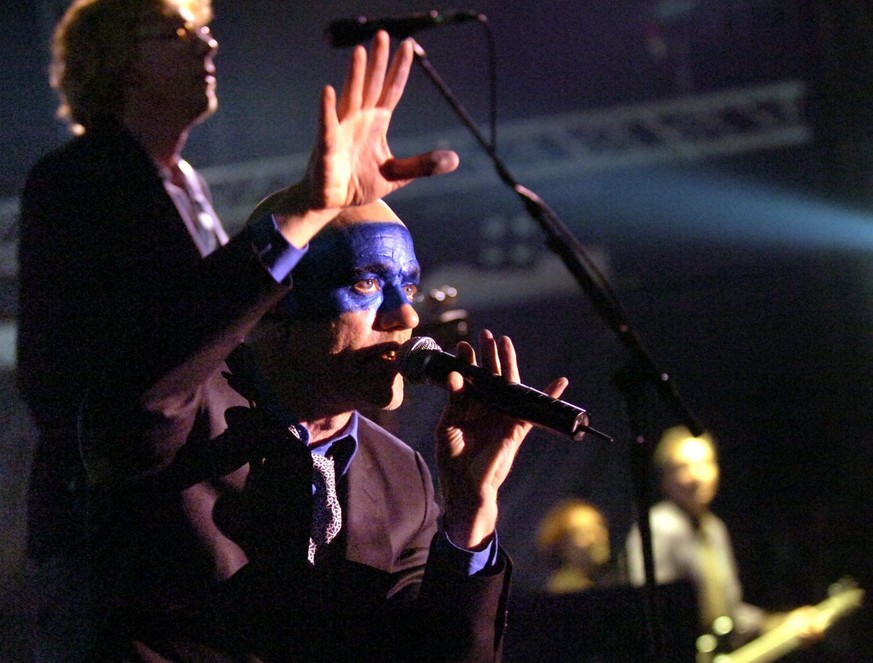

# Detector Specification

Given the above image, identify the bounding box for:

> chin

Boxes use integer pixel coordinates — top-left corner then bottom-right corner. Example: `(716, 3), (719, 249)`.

(382, 393), (404, 411)
(389, 374), (407, 408)
(191, 97), (217, 126)
(366, 376), (406, 412)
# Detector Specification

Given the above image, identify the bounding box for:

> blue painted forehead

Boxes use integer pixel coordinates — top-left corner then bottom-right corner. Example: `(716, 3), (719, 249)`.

(297, 221), (418, 281)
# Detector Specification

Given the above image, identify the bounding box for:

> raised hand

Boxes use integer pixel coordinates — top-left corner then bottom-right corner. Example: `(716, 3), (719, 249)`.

(310, 30), (459, 209)
(254, 31), (459, 241)
(435, 330), (569, 549)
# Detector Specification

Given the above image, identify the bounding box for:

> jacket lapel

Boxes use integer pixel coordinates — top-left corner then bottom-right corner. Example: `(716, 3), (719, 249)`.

(344, 425), (395, 572)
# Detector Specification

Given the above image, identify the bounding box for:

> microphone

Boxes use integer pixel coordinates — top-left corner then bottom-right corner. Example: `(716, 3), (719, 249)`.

(397, 337), (613, 442)
(325, 10), (483, 48)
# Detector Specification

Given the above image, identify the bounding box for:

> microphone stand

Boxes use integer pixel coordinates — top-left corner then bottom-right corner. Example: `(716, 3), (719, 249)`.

(410, 39), (705, 661)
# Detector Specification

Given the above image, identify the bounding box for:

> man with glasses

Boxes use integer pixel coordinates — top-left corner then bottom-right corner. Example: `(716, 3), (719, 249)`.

(18, 2), (222, 659)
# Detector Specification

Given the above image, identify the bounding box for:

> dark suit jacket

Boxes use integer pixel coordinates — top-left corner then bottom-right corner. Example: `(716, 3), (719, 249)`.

(18, 124), (211, 558)
(52, 130), (512, 660)
(88, 401), (512, 662)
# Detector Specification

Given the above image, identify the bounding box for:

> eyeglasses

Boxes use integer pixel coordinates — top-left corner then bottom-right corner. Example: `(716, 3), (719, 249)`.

(138, 22), (215, 45)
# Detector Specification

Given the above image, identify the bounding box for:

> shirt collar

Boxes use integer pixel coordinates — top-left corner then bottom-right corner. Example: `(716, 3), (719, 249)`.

(224, 344), (359, 476)
(305, 411), (359, 477)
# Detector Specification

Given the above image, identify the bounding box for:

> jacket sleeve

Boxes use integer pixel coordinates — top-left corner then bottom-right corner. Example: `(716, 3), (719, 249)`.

(413, 535), (512, 663)
(350, 422), (512, 662)
(79, 226), (293, 488)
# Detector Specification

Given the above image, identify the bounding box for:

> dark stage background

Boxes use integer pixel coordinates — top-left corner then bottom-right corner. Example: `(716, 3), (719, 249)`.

(1, 1), (872, 660)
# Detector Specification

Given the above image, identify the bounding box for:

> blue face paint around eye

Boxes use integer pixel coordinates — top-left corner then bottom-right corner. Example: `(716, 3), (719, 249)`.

(283, 222), (420, 321)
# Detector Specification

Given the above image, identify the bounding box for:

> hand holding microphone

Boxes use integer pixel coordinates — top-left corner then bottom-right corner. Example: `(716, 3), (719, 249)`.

(397, 334), (612, 443)
(401, 330), (609, 548)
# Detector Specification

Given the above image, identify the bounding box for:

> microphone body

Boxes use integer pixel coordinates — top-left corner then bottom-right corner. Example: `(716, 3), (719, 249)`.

(326, 10), (482, 47)
(397, 337), (600, 442)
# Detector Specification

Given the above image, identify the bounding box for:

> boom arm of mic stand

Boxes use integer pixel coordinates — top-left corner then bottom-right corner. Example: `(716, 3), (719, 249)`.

(411, 39), (704, 662)
(410, 41), (703, 427)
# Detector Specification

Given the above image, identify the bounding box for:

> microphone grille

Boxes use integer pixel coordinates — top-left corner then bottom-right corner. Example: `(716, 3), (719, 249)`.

(396, 336), (441, 383)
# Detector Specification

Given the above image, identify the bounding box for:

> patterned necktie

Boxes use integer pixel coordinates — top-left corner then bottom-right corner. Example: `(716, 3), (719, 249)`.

(308, 453), (342, 564)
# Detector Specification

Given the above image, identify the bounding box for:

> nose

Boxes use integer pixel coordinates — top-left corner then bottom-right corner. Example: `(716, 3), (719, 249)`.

(375, 286), (419, 331)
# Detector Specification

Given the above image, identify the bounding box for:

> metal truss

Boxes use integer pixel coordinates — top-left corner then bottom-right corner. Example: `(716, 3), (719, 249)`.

(195, 79), (813, 229)
(0, 79), (810, 257)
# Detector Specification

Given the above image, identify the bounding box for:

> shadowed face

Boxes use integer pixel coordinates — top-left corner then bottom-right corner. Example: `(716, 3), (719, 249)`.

(263, 217), (421, 416)
(661, 437), (720, 518)
(561, 505), (610, 570)
(127, 7), (218, 126)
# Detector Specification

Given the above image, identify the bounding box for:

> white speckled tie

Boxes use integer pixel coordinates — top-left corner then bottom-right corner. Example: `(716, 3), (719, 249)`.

(308, 453), (342, 564)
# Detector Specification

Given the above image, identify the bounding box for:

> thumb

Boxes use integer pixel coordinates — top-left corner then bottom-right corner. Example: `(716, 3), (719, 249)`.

(381, 150), (460, 181)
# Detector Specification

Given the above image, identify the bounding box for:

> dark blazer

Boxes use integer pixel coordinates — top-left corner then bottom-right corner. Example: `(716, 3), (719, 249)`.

(17, 125), (209, 558)
(88, 400), (512, 662)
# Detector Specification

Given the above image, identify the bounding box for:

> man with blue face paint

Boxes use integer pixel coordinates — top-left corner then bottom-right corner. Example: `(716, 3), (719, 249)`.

(238, 200), (568, 659)
(261, 208), (423, 418)
(78, 32), (569, 663)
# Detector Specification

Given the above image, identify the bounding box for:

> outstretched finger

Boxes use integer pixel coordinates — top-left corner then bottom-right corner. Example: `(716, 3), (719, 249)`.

(542, 376), (570, 400)
(379, 38), (414, 110)
(338, 44), (367, 120)
(479, 330), (501, 378)
(362, 30), (390, 107)
(496, 334), (519, 383)
(318, 84), (339, 147)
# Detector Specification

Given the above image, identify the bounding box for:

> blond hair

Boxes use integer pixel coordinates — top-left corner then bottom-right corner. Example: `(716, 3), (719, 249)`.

(536, 498), (608, 558)
(653, 425), (717, 471)
(50, 0), (212, 133)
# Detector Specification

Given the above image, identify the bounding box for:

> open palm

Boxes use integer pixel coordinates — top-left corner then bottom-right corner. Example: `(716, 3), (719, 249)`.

(309, 31), (458, 210)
